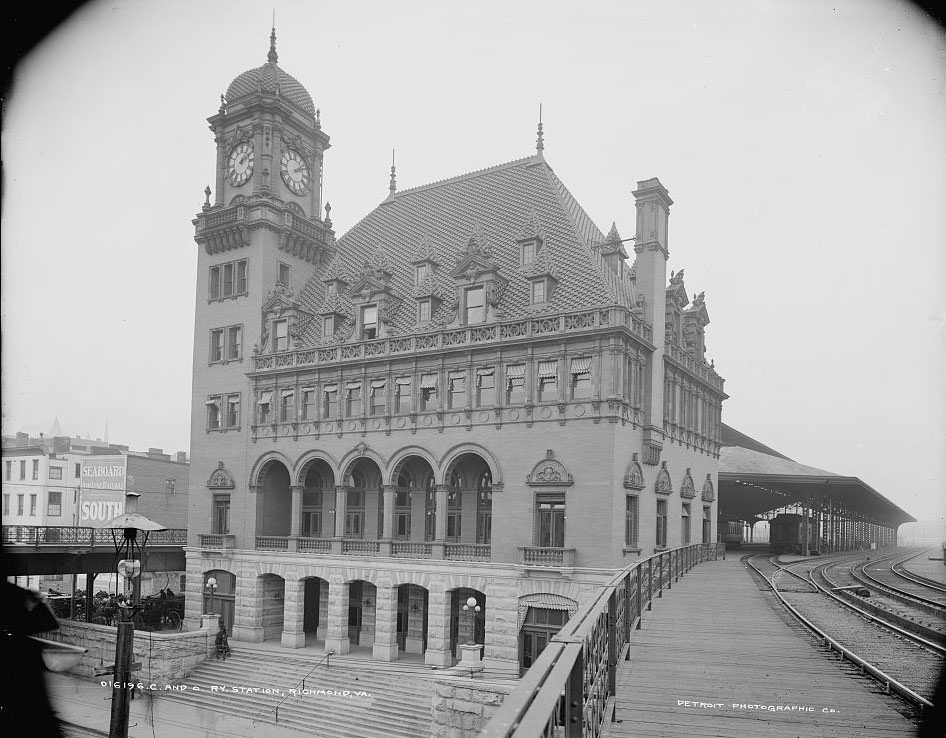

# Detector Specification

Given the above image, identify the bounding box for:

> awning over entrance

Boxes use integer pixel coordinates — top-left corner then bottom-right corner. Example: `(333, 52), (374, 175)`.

(718, 424), (914, 526)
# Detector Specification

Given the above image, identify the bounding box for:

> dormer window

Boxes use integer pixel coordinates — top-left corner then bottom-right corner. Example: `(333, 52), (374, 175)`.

(530, 279), (546, 304)
(415, 263), (431, 285)
(465, 286), (485, 324)
(361, 305), (378, 339)
(326, 282), (336, 298)
(322, 316), (334, 339)
(418, 299), (432, 323)
(273, 319), (289, 352)
(521, 239), (539, 266)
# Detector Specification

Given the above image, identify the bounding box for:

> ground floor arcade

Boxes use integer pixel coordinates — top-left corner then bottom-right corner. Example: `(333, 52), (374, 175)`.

(184, 553), (601, 676)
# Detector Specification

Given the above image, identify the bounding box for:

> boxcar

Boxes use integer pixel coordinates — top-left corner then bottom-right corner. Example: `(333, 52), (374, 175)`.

(719, 519), (744, 549)
(769, 513), (817, 555)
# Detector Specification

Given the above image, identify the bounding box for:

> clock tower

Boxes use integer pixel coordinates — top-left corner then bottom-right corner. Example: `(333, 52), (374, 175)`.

(187, 28), (333, 558)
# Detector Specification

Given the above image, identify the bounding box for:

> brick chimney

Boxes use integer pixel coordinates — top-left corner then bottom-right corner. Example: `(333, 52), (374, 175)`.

(632, 178), (673, 465)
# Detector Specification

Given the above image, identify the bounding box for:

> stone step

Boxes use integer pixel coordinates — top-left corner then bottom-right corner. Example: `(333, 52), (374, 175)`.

(203, 651), (437, 687)
(174, 648), (436, 737)
(193, 656), (433, 714)
(157, 683), (432, 738)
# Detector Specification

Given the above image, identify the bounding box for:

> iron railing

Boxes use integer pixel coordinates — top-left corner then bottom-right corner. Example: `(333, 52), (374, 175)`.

(480, 542), (724, 738)
(2, 526), (186, 547)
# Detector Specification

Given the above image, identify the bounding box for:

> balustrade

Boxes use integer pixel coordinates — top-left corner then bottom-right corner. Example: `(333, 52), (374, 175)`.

(444, 543), (491, 561)
(255, 536), (290, 551)
(391, 541), (432, 558)
(197, 533), (235, 550)
(518, 546), (576, 567)
(341, 539), (381, 555)
(298, 537), (332, 553)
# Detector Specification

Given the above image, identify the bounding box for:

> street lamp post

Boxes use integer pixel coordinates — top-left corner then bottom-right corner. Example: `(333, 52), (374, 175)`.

(96, 512), (168, 738)
(205, 577), (218, 617)
(462, 596), (481, 643)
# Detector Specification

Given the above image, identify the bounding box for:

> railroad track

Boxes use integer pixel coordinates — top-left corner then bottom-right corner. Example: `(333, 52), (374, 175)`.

(845, 551), (946, 638)
(747, 552), (942, 713)
(891, 549), (946, 598)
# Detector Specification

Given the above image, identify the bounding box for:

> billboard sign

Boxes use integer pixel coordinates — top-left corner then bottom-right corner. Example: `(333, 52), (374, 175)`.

(79, 457), (127, 524)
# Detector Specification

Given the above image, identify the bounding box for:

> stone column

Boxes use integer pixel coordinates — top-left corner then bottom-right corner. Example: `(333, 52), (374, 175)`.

(281, 577), (306, 648)
(232, 572), (264, 642)
(435, 485), (448, 541)
(482, 579), (519, 676)
(372, 585), (399, 661)
(289, 485), (303, 551)
(324, 580), (350, 655)
(424, 588), (453, 667)
(381, 485), (396, 540)
(334, 485), (348, 537)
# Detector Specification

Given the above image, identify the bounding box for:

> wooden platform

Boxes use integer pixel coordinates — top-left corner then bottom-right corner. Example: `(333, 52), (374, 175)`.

(604, 557), (919, 737)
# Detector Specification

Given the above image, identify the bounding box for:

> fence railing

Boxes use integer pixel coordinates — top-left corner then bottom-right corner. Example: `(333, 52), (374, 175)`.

(480, 542), (725, 738)
(2, 526), (187, 547)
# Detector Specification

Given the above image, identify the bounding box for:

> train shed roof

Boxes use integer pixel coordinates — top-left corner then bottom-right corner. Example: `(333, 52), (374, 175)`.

(718, 424), (915, 526)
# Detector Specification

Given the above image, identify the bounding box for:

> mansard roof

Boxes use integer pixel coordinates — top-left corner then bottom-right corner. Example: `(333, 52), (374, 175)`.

(296, 154), (641, 343)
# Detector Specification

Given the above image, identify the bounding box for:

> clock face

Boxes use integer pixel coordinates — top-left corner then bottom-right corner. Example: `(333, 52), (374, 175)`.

(281, 148), (311, 195)
(226, 141), (254, 186)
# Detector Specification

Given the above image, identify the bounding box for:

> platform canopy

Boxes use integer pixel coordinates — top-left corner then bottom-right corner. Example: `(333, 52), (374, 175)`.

(718, 424), (914, 526)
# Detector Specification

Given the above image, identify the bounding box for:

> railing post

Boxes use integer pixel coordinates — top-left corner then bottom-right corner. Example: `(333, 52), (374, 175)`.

(565, 647), (584, 738)
(647, 558), (653, 610)
(658, 553), (664, 597)
(608, 589), (618, 719)
(623, 572), (631, 646)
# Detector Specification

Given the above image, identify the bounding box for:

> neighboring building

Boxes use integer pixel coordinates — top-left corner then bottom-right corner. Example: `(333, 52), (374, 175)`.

(2, 445), (75, 528)
(2, 432), (189, 596)
(185, 31), (726, 675)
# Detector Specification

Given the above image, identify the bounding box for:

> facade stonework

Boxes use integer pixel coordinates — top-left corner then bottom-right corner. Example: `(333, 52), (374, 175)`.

(185, 33), (726, 676)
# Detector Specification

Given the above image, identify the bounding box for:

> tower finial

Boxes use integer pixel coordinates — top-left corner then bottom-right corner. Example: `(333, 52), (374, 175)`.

(268, 16), (278, 64)
(536, 103), (544, 154)
(389, 149), (397, 195)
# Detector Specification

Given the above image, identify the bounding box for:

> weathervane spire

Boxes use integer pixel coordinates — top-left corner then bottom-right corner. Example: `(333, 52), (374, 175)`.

(389, 149), (397, 195)
(536, 103), (544, 155)
(268, 13), (278, 64)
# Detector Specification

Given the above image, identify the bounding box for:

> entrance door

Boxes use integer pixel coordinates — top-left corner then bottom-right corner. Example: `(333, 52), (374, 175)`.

(397, 587), (409, 651)
(519, 607), (569, 674)
(347, 581), (362, 645)
(303, 579), (320, 633)
(519, 629), (549, 671)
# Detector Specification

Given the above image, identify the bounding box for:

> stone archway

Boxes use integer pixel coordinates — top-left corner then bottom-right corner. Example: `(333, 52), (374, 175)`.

(255, 459), (292, 538)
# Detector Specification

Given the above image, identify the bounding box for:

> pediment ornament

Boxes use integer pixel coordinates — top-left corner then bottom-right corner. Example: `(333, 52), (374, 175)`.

(701, 475), (715, 502)
(207, 461), (235, 490)
(623, 453), (645, 490)
(655, 461), (673, 495)
(525, 449), (573, 487)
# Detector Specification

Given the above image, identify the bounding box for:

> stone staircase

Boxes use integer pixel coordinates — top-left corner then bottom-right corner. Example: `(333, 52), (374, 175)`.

(157, 649), (436, 738)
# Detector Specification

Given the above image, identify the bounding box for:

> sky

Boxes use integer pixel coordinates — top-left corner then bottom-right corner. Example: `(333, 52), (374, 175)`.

(2, 0), (944, 524)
